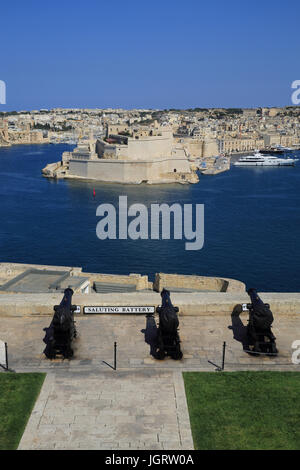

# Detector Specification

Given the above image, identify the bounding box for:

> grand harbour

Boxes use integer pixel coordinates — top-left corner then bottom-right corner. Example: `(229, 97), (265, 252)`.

(1, 105), (300, 292)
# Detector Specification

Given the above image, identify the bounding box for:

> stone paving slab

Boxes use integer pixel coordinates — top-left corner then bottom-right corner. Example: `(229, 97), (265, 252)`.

(18, 369), (193, 450)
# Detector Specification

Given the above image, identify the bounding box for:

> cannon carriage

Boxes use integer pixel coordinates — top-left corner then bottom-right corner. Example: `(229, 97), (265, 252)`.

(43, 288), (77, 359)
(246, 288), (278, 355)
(232, 288), (278, 356)
(154, 289), (183, 360)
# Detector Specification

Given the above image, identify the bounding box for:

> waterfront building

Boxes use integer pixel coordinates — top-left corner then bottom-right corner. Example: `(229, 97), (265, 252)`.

(43, 126), (199, 184)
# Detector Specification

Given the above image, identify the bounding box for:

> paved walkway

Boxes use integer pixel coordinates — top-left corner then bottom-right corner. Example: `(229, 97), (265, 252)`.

(0, 312), (298, 450)
(18, 369), (192, 450)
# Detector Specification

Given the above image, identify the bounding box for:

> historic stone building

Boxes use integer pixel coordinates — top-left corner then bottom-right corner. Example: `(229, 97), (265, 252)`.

(43, 126), (199, 184)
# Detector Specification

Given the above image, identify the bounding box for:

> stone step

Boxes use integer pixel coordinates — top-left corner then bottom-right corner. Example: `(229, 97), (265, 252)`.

(93, 282), (137, 293)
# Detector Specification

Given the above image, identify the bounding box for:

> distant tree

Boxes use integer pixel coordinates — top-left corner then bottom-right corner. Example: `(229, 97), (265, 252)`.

(225, 108), (243, 114)
(118, 131), (132, 137)
(33, 123), (51, 130)
(33, 122), (73, 132)
(0, 110), (18, 116)
(187, 108), (208, 112)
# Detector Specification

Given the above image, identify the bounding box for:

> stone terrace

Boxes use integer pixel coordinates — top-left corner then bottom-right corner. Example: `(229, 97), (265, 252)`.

(0, 312), (298, 450)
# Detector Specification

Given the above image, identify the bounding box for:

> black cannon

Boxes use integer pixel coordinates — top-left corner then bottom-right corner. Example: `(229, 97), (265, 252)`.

(245, 288), (278, 355)
(154, 289), (183, 360)
(43, 288), (77, 359)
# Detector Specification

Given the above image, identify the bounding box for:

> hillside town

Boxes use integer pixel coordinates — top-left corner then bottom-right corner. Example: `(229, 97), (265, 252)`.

(1, 107), (300, 182)
(1, 106), (300, 151)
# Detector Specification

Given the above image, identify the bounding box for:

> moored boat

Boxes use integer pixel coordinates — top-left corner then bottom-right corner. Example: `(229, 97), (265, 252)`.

(234, 152), (298, 166)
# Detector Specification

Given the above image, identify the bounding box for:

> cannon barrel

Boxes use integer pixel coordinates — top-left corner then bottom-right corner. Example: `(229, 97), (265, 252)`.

(54, 287), (75, 312)
(60, 287), (74, 307)
(161, 288), (173, 307)
(247, 288), (265, 310)
(159, 288), (179, 312)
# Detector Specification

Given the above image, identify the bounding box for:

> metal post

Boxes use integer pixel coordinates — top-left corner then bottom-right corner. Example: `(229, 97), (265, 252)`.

(222, 341), (226, 370)
(5, 342), (8, 371)
(102, 341), (117, 371)
(114, 342), (117, 370)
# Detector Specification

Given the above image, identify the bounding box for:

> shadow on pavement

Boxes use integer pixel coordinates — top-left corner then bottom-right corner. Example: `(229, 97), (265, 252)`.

(228, 313), (249, 351)
(141, 314), (158, 358)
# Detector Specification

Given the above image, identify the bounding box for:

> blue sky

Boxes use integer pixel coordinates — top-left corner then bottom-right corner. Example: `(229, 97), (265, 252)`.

(1, 0), (300, 110)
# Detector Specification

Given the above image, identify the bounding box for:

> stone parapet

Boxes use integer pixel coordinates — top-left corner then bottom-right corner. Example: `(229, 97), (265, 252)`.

(0, 262), (82, 285)
(153, 273), (246, 293)
(0, 291), (299, 317)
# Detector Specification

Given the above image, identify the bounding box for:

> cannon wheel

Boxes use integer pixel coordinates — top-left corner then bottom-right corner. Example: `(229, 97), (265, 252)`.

(43, 343), (56, 359)
(154, 329), (166, 360)
(154, 348), (166, 360)
(170, 349), (183, 360)
(170, 338), (183, 360)
(63, 345), (74, 359)
(157, 350), (166, 360)
(253, 341), (262, 353)
(269, 343), (278, 355)
(45, 351), (56, 359)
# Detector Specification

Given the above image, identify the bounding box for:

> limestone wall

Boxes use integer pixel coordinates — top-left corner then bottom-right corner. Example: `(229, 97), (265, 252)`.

(185, 139), (204, 158)
(96, 140), (129, 160)
(0, 262), (150, 294)
(84, 273), (150, 291)
(68, 158), (196, 184)
(69, 160), (92, 179)
(42, 161), (63, 177)
(153, 273), (246, 293)
(0, 262), (82, 286)
(96, 133), (174, 162)
(127, 134), (173, 161)
(202, 138), (219, 158)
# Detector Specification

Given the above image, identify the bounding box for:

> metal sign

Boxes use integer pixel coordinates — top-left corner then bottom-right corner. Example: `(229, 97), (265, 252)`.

(83, 306), (155, 314)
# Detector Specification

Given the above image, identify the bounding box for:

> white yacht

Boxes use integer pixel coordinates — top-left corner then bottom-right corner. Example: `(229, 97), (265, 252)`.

(234, 151), (298, 166)
(274, 144), (293, 151)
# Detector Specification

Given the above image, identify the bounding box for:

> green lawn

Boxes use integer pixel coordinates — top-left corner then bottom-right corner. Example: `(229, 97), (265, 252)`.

(183, 371), (300, 450)
(0, 373), (46, 450)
